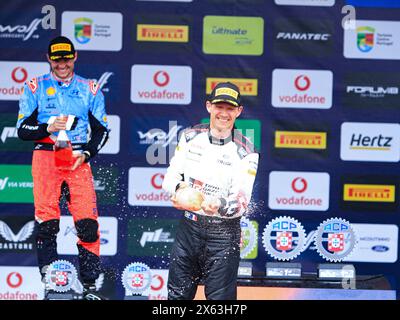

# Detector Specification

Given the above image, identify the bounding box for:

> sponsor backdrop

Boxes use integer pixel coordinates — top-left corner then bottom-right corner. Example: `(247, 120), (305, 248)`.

(0, 0), (399, 299)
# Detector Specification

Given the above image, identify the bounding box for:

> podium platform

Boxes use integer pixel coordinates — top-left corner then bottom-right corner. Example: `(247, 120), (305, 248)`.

(194, 274), (396, 300)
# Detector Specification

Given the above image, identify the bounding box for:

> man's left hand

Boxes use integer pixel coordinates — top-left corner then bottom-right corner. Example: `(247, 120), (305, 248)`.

(71, 153), (86, 171)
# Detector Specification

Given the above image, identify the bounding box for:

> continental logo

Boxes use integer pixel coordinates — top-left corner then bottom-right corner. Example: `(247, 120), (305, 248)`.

(206, 78), (257, 96)
(137, 24), (189, 43)
(344, 184), (395, 202)
(275, 131), (327, 149)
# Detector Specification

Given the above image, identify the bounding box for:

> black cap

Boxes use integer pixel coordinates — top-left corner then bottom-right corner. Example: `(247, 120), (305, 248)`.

(208, 82), (241, 107)
(48, 36), (76, 61)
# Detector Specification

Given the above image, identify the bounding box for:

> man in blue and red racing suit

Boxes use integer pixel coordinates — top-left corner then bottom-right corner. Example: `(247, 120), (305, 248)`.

(163, 82), (259, 300)
(16, 36), (109, 300)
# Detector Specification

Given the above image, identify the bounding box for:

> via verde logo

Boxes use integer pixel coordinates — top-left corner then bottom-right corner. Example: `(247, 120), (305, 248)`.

(201, 118), (261, 150)
(203, 16), (264, 55)
(0, 165), (33, 203)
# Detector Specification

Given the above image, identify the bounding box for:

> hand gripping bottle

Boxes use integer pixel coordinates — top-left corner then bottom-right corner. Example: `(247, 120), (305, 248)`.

(54, 115), (73, 170)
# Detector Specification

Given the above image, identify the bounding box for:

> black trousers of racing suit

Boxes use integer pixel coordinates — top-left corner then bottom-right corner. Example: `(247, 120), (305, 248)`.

(168, 213), (241, 300)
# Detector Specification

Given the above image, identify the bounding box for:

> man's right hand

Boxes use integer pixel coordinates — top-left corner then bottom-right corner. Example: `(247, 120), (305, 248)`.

(172, 183), (204, 211)
(47, 116), (67, 133)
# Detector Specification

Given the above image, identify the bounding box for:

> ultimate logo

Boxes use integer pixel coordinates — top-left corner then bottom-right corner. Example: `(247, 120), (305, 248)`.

(262, 216), (306, 261)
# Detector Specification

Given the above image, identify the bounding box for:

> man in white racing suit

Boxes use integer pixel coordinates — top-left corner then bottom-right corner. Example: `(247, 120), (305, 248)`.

(163, 82), (259, 300)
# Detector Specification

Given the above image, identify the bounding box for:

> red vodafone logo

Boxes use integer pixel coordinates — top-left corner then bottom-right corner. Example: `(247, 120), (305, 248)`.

(153, 71), (170, 87)
(150, 274), (164, 291)
(151, 173), (164, 190)
(11, 67), (28, 84)
(6, 272), (23, 288)
(294, 75), (310, 91)
(291, 177), (307, 193)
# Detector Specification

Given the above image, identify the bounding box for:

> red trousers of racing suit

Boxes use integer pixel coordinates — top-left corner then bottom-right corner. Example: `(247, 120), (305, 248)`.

(32, 150), (100, 283)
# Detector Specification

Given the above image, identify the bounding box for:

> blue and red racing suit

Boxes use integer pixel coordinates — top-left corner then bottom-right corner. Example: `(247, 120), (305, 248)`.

(17, 72), (109, 284)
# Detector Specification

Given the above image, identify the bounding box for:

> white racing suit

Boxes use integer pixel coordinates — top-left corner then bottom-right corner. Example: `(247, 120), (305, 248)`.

(163, 123), (259, 300)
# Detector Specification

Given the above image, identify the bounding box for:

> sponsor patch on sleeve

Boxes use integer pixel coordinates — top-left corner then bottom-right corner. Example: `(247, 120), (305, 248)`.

(89, 80), (100, 95)
(27, 78), (38, 94)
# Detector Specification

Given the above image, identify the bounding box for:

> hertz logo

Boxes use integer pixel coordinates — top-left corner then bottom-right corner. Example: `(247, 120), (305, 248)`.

(344, 184), (395, 202)
(137, 24), (189, 42)
(206, 78), (258, 96)
(275, 131), (327, 149)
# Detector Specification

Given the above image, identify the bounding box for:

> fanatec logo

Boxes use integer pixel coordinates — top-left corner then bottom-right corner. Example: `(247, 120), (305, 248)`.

(276, 32), (331, 41)
(140, 228), (174, 247)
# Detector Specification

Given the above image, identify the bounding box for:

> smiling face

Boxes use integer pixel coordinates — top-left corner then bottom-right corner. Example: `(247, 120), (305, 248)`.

(206, 101), (243, 138)
(47, 53), (77, 80)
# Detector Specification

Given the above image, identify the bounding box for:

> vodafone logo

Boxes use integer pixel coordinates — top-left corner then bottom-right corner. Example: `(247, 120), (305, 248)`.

(151, 173), (164, 190)
(294, 75), (310, 91)
(150, 274), (164, 291)
(131, 64), (192, 105)
(272, 69), (332, 109)
(128, 167), (171, 207)
(291, 177), (307, 193)
(6, 272), (23, 288)
(269, 171), (330, 211)
(11, 67), (28, 84)
(153, 71), (170, 87)
(0, 61), (49, 101)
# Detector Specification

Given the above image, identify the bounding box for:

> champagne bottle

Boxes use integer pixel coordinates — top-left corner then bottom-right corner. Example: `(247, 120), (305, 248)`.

(54, 115), (73, 170)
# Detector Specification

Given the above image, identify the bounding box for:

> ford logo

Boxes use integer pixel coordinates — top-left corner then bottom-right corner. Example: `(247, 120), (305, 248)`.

(100, 238), (109, 245)
(372, 245), (389, 252)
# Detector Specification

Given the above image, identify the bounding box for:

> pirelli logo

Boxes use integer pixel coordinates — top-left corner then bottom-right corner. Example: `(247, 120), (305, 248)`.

(344, 184), (395, 202)
(275, 131), (327, 149)
(137, 24), (189, 42)
(50, 43), (72, 53)
(206, 78), (258, 96)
